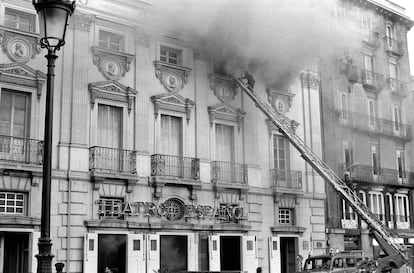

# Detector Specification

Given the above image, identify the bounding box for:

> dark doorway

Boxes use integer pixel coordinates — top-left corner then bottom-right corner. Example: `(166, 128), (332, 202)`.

(220, 236), (241, 271)
(98, 234), (126, 273)
(160, 235), (188, 273)
(280, 237), (297, 273)
(3, 232), (29, 273)
(198, 235), (209, 271)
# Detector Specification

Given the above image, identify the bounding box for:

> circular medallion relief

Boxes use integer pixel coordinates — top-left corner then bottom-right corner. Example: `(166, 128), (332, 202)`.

(161, 70), (182, 92)
(163, 198), (185, 221)
(216, 82), (234, 103)
(102, 57), (123, 80)
(7, 37), (31, 63)
(274, 98), (287, 114)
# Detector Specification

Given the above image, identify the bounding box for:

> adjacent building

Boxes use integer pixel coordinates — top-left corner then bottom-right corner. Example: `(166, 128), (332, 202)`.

(0, 1), (326, 273)
(321, 0), (414, 265)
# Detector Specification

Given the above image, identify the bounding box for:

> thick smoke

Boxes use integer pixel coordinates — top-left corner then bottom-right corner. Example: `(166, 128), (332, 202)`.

(149, 0), (362, 89)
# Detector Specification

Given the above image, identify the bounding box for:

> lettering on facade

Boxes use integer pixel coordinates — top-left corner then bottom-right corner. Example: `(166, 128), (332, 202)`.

(95, 199), (245, 223)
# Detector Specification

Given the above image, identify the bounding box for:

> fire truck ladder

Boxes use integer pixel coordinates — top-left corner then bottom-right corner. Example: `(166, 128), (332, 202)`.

(235, 79), (407, 270)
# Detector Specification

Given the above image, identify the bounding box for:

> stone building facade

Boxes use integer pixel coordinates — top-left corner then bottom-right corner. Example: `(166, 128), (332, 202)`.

(0, 1), (326, 273)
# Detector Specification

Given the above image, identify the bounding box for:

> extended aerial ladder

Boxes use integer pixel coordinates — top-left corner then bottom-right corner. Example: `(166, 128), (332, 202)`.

(235, 79), (408, 272)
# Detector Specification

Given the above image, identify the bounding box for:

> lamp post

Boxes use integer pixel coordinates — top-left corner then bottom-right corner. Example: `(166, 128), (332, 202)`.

(32, 1), (75, 273)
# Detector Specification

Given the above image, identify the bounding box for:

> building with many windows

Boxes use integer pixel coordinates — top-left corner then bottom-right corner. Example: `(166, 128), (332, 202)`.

(321, 0), (414, 264)
(0, 1), (327, 273)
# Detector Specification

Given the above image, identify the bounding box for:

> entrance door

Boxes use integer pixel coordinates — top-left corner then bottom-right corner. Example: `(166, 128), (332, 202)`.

(98, 234), (126, 273)
(1, 232), (29, 273)
(280, 237), (297, 273)
(160, 235), (188, 273)
(220, 236), (241, 271)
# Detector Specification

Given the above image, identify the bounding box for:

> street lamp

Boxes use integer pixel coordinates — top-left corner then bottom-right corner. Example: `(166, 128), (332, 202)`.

(32, 1), (75, 273)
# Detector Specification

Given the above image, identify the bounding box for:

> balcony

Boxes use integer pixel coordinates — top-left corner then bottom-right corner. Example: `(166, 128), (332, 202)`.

(270, 169), (303, 196)
(211, 161), (248, 195)
(150, 154), (200, 199)
(362, 31), (380, 48)
(394, 215), (410, 229)
(0, 135), (43, 169)
(337, 110), (411, 141)
(387, 78), (408, 98)
(384, 37), (404, 57)
(348, 164), (413, 186)
(361, 69), (384, 92)
(89, 146), (137, 191)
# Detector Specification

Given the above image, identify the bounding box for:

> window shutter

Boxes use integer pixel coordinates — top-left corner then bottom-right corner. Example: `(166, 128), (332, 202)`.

(30, 231), (40, 273)
(147, 234), (160, 273)
(242, 236), (258, 273)
(268, 237), (279, 273)
(209, 235), (220, 271)
(187, 233), (196, 271)
(84, 233), (98, 273)
(128, 234), (145, 273)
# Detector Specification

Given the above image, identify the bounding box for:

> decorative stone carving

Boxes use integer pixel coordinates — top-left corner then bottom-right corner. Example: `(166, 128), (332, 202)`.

(73, 13), (95, 32)
(265, 118), (300, 136)
(0, 29), (41, 63)
(301, 71), (320, 89)
(153, 60), (191, 92)
(151, 93), (195, 123)
(266, 87), (295, 115)
(88, 81), (137, 113)
(208, 103), (245, 131)
(209, 73), (238, 103)
(0, 63), (46, 100)
(91, 46), (135, 81)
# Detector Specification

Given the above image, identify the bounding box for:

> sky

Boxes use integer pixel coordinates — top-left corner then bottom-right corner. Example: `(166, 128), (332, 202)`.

(395, 0), (414, 74)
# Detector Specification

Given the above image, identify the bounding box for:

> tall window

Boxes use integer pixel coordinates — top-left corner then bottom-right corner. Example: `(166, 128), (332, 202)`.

(98, 104), (122, 148)
(386, 25), (394, 46)
(389, 63), (398, 90)
(160, 45), (183, 65)
(339, 92), (348, 120)
(273, 135), (289, 171)
(342, 200), (356, 220)
(361, 14), (372, 37)
(364, 55), (374, 84)
(369, 192), (384, 221)
(160, 115), (182, 156)
(367, 100), (376, 128)
(395, 195), (409, 223)
(4, 8), (36, 32)
(98, 30), (124, 51)
(343, 141), (352, 169)
(392, 105), (401, 132)
(386, 193), (394, 227)
(0, 90), (30, 138)
(371, 144), (380, 177)
(396, 149), (406, 181)
(215, 123), (234, 162)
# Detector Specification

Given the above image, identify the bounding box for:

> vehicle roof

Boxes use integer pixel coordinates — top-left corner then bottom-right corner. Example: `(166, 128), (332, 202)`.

(306, 253), (364, 259)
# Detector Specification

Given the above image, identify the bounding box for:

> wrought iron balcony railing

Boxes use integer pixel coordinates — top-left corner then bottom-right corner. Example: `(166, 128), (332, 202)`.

(0, 135), (43, 165)
(211, 161), (248, 184)
(387, 78), (408, 96)
(270, 169), (302, 190)
(384, 37), (404, 56)
(151, 154), (200, 180)
(361, 69), (384, 90)
(362, 31), (380, 47)
(89, 146), (136, 174)
(337, 110), (411, 140)
(348, 164), (412, 185)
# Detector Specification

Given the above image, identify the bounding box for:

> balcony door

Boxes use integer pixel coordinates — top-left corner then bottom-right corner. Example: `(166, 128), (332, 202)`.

(389, 63), (398, 91)
(396, 150), (406, 183)
(160, 115), (183, 177)
(273, 135), (290, 187)
(0, 90), (30, 162)
(98, 104), (122, 171)
(367, 100), (377, 130)
(364, 55), (374, 85)
(215, 123), (235, 181)
(371, 144), (380, 180)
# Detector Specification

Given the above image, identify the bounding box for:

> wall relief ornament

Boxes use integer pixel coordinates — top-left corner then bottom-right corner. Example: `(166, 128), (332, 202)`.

(73, 13), (95, 32)
(301, 71), (320, 89)
(0, 29), (41, 63)
(153, 60), (191, 92)
(209, 73), (238, 103)
(91, 46), (135, 81)
(266, 87), (295, 115)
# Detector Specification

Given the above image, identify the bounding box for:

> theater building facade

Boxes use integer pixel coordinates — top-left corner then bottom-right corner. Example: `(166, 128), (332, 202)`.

(0, 0), (326, 273)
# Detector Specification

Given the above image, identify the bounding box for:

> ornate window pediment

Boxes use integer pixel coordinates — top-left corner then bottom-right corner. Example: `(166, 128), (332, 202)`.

(266, 87), (295, 115)
(266, 117), (299, 136)
(0, 63), (46, 100)
(209, 73), (238, 103)
(153, 60), (191, 92)
(208, 103), (245, 131)
(91, 46), (135, 81)
(0, 27), (41, 63)
(151, 92), (195, 123)
(88, 80), (137, 113)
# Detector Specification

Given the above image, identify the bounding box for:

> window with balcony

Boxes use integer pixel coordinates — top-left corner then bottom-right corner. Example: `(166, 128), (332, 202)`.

(278, 208), (293, 225)
(386, 193), (394, 228)
(369, 192), (384, 221)
(386, 25), (395, 47)
(160, 45), (183, 65)
(392, 105), (401, 133)
(161, 115), (182, 157)
(98, 30), (124, 52)
(98, 104), (122, 149)
(389, 63), (398, 91)
(215, 123), (235, 163)
(396, 149), (406, 183)
(4, 8), (36, 32)
(364, 54), (374, 84)
(273, 135), (289, 171)
(395, 194), (409, 228)
(367, 99), (377, 129)
(339, 92), (348, 121)
(371, 144), (380, 178)
(0, 191), (26, 215)
(343, 141), (353, 170)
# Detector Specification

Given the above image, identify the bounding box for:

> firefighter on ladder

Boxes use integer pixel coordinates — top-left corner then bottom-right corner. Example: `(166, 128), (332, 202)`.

(242, 70), (255, 91)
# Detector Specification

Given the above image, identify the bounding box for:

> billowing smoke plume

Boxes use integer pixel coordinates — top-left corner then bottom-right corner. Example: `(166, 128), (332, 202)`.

(149, 0), (362, 89)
